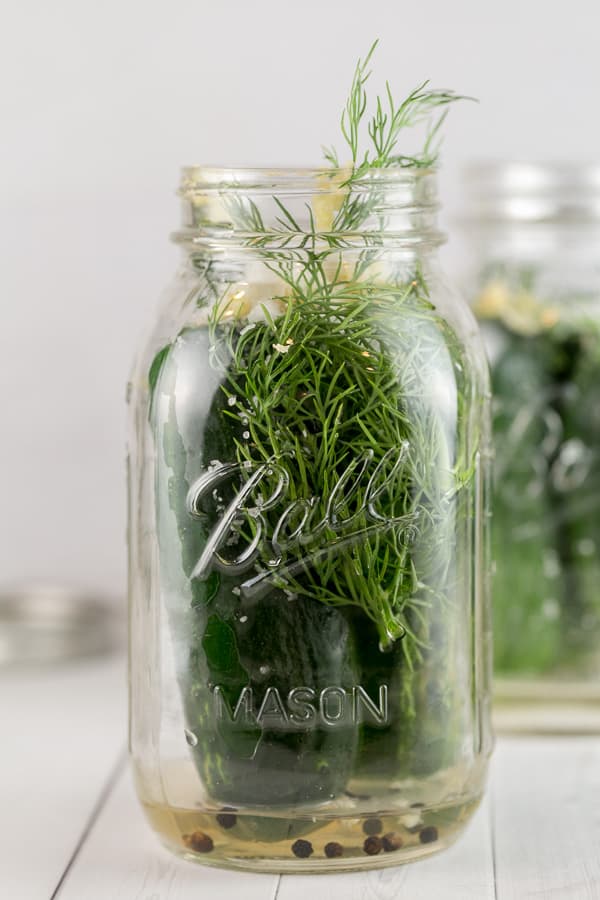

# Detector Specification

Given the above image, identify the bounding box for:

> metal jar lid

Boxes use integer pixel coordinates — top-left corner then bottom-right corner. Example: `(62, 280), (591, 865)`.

(461, 161), (600, 224)
(0, 584), (123, 667)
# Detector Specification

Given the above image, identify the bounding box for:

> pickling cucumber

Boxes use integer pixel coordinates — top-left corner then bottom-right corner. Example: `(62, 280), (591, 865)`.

(151, 331), (360, 822)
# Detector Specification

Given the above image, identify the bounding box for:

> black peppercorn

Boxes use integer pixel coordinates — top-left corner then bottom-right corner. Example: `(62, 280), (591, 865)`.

(183, 830), (214, 853)
(362, 817), (383, 835)
(324, 841), (344, 858)
(382, 831), (403, 852)
(363, 835), (383, 855)
(291, 839), (314, 858)
(419, 825), (439, 844)
(216, 809), (237, 829)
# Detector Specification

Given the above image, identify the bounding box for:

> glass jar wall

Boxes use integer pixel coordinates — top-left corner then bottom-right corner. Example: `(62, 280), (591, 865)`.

(128, 167), (492, 873)
(461, 162), (600, 733)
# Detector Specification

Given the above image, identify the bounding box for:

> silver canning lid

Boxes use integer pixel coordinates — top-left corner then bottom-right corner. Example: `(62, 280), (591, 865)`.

(0, 584), (123, 667)
(462, 162), (600, 224)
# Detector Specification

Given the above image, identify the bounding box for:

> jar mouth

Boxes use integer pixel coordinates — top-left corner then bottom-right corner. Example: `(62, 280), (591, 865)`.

(462, 161), (600, 224)
(175, 165), (443, 249)
(179, 165), (437, 195)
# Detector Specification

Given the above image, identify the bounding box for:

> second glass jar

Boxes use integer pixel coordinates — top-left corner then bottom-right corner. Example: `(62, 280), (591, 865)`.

(461, 162), (600, 733)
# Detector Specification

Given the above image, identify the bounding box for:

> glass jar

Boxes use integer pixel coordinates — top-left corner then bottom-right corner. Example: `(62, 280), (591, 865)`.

(128, 166), (492, 873)
(461, 162), (600, 733)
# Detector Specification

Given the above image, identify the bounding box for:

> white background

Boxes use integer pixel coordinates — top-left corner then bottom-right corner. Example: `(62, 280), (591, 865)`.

(1, 0), (598, 597)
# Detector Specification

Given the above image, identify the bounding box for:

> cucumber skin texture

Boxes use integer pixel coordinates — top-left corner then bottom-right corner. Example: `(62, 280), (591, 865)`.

(152, 332), (360, 815)
(185, 594), (359, 808)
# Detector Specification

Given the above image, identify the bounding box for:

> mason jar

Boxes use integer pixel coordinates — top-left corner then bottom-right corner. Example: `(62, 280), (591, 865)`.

(461, 162), (600, 733)
(128, 166), (492, 873)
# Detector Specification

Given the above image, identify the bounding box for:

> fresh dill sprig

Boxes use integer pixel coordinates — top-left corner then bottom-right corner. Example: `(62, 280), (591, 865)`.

(208, 283), (460, 656)
(330, 39), (378, 168)
(200, 40), (476, 651)
(325, 38), (472, 177)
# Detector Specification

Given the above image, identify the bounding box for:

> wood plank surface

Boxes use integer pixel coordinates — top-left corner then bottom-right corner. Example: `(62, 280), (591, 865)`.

(493, 737), (600, 900)
(0, 657), (125, 900)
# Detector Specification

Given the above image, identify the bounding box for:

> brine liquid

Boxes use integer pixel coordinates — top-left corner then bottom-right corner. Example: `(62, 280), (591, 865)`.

(139, 767), (483, 873)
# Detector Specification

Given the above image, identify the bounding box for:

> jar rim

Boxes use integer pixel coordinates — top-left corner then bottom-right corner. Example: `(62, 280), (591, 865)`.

(179, 165), (437, 195)
(461, 160), (600, 224)
(175, 165), (443, 249)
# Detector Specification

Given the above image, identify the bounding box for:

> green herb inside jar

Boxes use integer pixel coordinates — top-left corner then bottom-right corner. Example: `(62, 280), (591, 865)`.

(475, 271), (600, 676)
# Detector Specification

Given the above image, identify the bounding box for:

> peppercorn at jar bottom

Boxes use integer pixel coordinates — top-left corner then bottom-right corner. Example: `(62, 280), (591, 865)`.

(138, 766), (485, 873)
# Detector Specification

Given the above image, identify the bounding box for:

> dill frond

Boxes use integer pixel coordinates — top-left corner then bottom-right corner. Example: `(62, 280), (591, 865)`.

(327, 40), (473, 176)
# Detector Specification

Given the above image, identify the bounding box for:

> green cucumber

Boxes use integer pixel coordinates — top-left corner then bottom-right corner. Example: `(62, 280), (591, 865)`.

(150, 332), (360, 838)
(184, 596), (359, 808)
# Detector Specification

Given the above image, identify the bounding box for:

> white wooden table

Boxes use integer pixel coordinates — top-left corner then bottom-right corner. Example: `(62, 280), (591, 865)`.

(2, 657), (599, 900)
